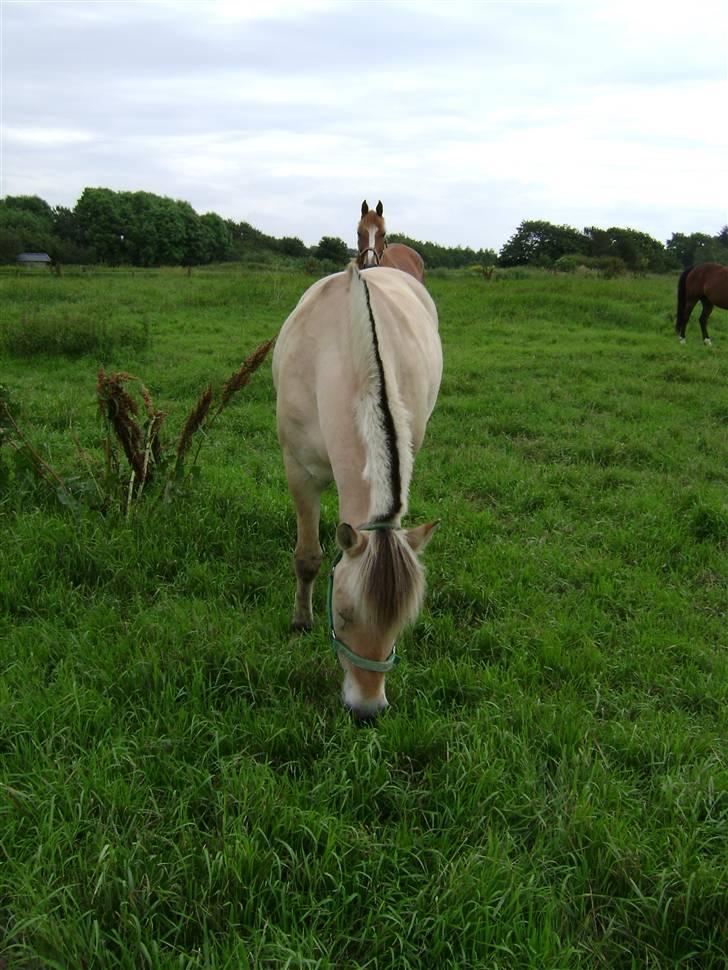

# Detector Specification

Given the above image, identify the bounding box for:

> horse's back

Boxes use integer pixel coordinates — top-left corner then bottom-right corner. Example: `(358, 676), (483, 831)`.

(380, 244), (425, 284)
(275, 266), (436, 359)
(354, 267), (442, 442)
(685, 262), (728, 306)
(273, 266), (440, 464)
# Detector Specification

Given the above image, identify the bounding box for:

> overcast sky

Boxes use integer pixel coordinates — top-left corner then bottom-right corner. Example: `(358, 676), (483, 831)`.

(2, 0), (726, 251)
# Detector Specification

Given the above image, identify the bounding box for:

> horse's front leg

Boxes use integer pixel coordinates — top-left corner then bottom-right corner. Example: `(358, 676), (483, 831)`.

(284, 454), (324, 632)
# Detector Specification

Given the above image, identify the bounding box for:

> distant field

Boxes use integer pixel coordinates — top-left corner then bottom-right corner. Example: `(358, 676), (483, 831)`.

(1, 265), (726, 968)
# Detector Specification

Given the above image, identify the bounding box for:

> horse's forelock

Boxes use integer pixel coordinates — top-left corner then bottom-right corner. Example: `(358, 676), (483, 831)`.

(357, 529), (425, 631)
(358, 209), (386, 234)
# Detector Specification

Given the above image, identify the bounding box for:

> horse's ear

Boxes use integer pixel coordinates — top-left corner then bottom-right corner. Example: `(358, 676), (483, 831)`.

(376, 201), (384, 216)
(337, 523), (368, 558)
(404, 520), (440, 554)
(361, 200), (369, 216)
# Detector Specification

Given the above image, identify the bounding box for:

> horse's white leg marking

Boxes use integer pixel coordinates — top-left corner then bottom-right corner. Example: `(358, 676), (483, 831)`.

(704, 338), (713, 346)
(679, 337), (686, 345)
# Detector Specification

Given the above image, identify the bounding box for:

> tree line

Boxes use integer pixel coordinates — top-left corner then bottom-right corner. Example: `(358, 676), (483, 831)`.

(1, 188), (726, 272)
(498, 220), (728, 274)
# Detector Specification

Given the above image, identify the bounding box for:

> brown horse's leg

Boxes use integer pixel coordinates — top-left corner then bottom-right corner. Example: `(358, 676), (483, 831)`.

(283, 453), (323, 631)
(698, 297), (714, 345)
(679, 297), (697, 342)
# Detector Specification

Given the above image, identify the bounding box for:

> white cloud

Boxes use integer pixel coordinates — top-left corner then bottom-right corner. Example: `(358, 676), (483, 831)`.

(3, 126), (94, 146)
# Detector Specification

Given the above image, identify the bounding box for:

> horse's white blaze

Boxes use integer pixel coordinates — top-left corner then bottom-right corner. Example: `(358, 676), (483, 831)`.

(363, 225), (378, 265)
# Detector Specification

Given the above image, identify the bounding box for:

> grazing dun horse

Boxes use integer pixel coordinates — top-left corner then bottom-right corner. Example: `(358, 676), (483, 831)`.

(676, 262), (728, 345)
(357, 200), (426, 284)
(273, 262), (442, 720)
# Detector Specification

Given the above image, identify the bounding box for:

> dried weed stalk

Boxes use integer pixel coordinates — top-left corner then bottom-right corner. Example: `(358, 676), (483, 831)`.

(97, 370), (166, 503)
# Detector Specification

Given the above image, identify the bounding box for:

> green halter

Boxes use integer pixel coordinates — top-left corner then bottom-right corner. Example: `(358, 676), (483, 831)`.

(327, 521), (402, 674)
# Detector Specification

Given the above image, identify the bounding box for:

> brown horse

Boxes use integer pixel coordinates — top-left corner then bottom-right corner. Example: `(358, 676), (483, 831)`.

(357, 200), (426, 284)
(676, 262), (728, 345)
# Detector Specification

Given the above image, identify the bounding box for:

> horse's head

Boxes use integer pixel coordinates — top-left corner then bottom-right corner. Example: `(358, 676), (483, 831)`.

(329, 520), (438, 721)
(357, 199), (387, 269)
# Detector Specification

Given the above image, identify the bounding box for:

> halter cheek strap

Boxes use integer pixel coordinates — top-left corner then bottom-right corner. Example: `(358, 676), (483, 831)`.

(327, 521), (402, 674)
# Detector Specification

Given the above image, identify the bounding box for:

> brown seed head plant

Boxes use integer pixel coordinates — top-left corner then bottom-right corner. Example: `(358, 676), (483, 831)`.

(97, 370), (166, 509)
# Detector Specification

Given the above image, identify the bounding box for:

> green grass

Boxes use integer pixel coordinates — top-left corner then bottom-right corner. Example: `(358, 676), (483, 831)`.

(1, 266), (726, 968)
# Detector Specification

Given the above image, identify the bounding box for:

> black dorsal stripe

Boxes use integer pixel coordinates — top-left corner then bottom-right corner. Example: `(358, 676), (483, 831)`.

(361, 277), (401, 522)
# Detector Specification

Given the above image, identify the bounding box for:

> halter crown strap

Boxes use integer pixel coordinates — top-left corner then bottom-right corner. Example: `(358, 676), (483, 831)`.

(327, 522), (402, 673)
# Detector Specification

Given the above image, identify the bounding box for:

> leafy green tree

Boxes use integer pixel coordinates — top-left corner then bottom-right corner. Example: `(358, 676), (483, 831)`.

(584, 226), (675, 273)
(179, 201), (209, 266)
(498, 220), (587, 267)
(52, 205), (79, 244)
(0, 204), (55, 259)
(200, 213), (233, 262)
(1, 195), (54, 222)
(278, 236), (308, 257)
(74, 188), (126, 263)
(315, 236), (349, 264)
(666, 230), (728, 268)
(386, 234), (493, 269)
(0, 227), (24, 262)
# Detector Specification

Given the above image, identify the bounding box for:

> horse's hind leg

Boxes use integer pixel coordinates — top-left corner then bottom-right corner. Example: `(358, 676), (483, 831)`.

(283, 453), (323, 631)
(698, 297), (713, 345)
(678, 297), (697, 343)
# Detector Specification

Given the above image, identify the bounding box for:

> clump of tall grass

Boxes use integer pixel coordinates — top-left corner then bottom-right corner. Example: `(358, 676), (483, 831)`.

(1, 307), (150, 357)
(0, 383), (79, 508)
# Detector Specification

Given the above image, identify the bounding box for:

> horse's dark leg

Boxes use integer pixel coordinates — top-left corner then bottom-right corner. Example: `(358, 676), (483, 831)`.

(698, 297), (714, 345)
(679, 297), (697, 342)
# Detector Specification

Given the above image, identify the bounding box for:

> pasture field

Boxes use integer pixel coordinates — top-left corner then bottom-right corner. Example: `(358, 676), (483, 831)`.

(1, 265), (726, 969)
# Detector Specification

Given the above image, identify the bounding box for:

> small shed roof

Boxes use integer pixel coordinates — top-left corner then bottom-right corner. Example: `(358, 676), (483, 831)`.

(17, 252), (52, 262)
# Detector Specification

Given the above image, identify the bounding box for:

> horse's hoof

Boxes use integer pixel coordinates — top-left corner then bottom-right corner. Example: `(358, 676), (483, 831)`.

(292, 619), (313, 634)
(704, 338), (712, 346)
(679, 338), (686, 345)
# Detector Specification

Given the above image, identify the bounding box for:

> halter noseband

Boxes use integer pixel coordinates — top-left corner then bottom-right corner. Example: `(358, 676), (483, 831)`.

(357, 247), (381, 268)
(327, 521), (402, 674)
(357, 233), (388, 269)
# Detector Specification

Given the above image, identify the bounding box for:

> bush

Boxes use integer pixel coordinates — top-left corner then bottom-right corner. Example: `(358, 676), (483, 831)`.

(592, 256), (626, 279)
(555, 254), (585, 273)
(555, 254), (626, 278)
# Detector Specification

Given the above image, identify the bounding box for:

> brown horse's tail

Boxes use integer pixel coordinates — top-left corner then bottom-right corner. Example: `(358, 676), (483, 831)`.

(676, 266), (692, 333)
